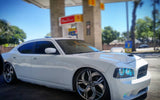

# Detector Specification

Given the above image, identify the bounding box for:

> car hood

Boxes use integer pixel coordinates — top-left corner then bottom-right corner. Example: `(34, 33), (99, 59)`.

(73, 52), (141, 64)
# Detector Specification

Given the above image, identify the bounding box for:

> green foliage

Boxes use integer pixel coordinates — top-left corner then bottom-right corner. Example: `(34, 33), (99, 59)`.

(121, 31), (131, 40)
(0, 19), (26, 45)
(135, 17), (153, 41)
(117, 37), (125, 42)
(3, 44), (9, 47)
(156, 11), (160, 38)
(121, 16), (160, 43)
(135, 15), (160, 42)
(102, 26), (120, 44)
(45, 33), (51, 38)
(10, 26), (26, 43)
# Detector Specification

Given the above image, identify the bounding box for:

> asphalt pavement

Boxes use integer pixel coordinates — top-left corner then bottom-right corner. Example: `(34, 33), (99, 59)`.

(0, 76), (81, 100)
(0, 53), (160, 100)
(143, 53), (160, 100)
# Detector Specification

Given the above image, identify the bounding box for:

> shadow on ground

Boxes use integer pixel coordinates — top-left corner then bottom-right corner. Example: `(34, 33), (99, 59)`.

(0, 75), (81, 100)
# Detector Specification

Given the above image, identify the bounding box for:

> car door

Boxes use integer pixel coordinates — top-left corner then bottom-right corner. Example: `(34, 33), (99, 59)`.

(31, 41), (65, 84)
(14, 42), (35, 78)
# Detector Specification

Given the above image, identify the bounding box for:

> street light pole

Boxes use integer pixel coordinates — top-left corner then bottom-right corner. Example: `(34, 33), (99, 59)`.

(126, 1), (129, 40)
(153, 0), (156, 50)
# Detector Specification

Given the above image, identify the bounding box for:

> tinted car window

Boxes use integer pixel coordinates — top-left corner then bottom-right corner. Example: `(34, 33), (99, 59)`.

(18, 42), (35, 54)
(56, 40), (99, 54)
(35, 41), (59, 54)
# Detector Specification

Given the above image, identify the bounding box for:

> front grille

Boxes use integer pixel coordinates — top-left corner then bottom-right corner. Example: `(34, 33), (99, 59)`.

(137, 65), (148, 79)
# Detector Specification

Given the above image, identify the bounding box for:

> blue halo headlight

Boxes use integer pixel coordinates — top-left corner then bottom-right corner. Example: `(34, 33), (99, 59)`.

(113, 68), (134, 78)
(119, 68), (125, 76)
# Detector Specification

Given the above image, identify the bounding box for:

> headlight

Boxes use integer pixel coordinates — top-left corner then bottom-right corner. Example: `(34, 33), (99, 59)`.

(113, 68), (134, 78)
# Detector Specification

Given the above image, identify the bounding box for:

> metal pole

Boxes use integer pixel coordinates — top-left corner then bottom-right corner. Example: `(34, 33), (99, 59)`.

(153, 0), (156, 50)
(126, 1), (129, 40)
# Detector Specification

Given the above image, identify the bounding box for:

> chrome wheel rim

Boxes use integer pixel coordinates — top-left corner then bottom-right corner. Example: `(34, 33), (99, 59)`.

(76, 69), (106, 100)
(3, 63), (14, 83)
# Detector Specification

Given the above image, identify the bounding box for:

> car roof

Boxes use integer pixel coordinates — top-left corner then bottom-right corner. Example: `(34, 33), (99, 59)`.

(10, 38), (81, 52)
(54, 38), (80, 40)
(19, 38), (83, 46)
(24, 38), (80, 43)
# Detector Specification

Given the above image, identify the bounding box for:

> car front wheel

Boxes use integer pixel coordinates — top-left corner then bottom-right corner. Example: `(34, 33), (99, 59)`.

(74, 68), (110, 100)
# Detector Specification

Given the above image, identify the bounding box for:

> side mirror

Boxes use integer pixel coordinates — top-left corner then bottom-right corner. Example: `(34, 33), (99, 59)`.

(45, 48), (56, 54)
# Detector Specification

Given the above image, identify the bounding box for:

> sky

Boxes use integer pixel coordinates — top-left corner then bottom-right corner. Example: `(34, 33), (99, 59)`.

(0, 0), (156, 41)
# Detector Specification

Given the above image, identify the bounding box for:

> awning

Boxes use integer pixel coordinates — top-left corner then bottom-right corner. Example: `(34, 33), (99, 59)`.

(23, 0), (132, 9)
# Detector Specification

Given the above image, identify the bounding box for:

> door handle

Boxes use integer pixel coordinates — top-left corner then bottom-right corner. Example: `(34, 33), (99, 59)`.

(33, 57), (37, 60)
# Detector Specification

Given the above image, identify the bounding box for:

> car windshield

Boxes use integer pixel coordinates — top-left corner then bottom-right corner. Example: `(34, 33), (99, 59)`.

(56, 40), (100, 54)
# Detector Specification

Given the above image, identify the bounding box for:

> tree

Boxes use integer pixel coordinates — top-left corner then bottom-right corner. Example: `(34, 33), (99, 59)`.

(0, 19), (26, 45)
(156, 26), (160, 43)
(152, 0), (160, 49)
(9, 26), (26, 44)
(130, 0), (143, 51)
(122, 31), (131, 40)
(102, 26), (120, 44)
(136, 17), (153, 42)
(0, 20), (10, 32)
(45, 33), (51, 38)
(0, 19), (12, 45)
(156, 11), (160, 46)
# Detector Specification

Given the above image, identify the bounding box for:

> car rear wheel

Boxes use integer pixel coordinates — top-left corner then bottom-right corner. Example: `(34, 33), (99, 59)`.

(74, 68), (110, 100)
(3, 62), (16, 84)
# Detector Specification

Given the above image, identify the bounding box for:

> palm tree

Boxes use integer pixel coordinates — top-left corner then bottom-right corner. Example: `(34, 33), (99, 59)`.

(130, 0), (143, 51)
(152, 0), (160, 50)
(130, 0), (159, 51)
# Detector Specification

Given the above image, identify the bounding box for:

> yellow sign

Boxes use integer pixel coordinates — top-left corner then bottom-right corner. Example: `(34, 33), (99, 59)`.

(125, 48), (132, 53)
(88, 0), (96, 6)
(74, 15), (83, 22)
(125, 41), (132, 53)
(68, 28), (76, 32)
(100, 3), (105, 10)
(68, 28), (77, 36)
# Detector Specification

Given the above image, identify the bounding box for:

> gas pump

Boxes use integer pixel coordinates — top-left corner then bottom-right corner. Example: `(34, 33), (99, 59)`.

(59, 14), (83, 40)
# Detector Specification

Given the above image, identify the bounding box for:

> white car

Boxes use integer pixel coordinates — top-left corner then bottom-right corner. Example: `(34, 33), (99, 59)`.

(2, 38), (151, 100)
(110, 47), (125, 53)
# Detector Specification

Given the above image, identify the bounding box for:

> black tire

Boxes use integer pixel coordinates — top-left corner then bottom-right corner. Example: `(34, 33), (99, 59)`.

(3, 62), (17, 84)
(0, 54), (4, 75)
(73, 68), (110, 100)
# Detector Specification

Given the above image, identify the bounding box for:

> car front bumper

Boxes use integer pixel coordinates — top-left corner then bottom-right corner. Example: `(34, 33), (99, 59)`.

(108, 71), (151, 100)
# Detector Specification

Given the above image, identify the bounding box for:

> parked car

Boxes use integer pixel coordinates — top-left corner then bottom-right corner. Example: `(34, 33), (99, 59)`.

(2, 38), (151, 100)
(110, 47), (124, 53)
(138, 44), (149, 48)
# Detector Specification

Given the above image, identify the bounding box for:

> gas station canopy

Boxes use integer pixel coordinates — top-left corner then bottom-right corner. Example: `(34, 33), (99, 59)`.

(24, 0), (132, 8)
(23, 0), (132, 50)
